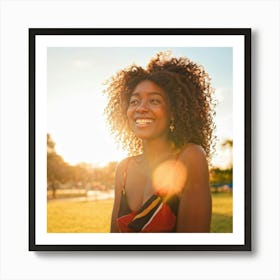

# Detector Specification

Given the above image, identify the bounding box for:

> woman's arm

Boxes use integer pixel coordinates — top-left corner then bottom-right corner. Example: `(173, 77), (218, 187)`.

(110, 158), (129, 233)
(176, 144), (212, 232)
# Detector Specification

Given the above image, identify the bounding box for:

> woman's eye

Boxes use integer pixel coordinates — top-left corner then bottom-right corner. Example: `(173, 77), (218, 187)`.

(150, 98), (161, 105)
(129, 99), (139, 106)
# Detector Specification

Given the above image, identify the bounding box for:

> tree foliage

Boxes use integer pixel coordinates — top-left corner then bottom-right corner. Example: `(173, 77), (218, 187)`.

(210, 168), (232, 185)
(210, 138), (233, 190)
(221, 139), (233, 148)
(47, 134), (70, 184)
(47, 134), (117, 191)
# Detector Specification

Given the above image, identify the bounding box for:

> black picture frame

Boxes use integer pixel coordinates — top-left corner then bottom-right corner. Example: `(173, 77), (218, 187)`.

(29, 28), (251, 251)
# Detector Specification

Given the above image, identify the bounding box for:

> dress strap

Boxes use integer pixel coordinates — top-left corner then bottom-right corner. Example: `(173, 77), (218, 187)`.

(122, 158), (130, 194)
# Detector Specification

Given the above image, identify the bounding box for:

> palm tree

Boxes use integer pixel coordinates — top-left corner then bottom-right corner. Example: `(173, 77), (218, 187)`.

(221, 139), (233, 169)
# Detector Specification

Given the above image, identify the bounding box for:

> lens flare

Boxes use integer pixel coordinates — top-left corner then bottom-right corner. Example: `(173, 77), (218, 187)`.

(152, 160), (187, 196)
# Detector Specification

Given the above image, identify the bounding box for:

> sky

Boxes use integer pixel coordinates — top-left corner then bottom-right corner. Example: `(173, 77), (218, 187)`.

(47, 47), (233, 168)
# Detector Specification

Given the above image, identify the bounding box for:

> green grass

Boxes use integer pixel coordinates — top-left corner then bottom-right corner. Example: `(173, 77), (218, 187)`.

(47, 192), (232, 233)
(211, 192), (233, 233)
(47, 199), (113, 233)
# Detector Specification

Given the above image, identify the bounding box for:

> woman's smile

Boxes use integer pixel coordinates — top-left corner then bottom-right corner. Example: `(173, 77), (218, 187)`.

(135, 118), (154, 127)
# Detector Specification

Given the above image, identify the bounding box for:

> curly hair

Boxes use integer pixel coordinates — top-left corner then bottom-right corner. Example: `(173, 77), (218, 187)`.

(103, 51), (216, 160)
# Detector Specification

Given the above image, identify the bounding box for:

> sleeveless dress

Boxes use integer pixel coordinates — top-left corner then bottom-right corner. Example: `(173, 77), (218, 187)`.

(116, 158), (180, 233)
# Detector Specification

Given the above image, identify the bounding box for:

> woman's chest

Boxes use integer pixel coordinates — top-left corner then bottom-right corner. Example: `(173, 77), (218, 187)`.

(125, 166), (155, 211)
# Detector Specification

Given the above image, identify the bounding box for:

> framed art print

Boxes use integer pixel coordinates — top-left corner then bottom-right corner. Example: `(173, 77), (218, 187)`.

(29, 28), (251, 251)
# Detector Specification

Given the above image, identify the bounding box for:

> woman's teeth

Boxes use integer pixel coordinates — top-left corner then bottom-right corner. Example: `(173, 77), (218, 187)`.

(135, 119), (153, 124)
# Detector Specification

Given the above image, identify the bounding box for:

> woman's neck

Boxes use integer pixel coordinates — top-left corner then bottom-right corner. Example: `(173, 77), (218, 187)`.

(141, 138), (176, 167)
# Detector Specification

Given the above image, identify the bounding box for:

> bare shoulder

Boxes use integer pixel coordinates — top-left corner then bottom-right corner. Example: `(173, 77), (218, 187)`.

(112, 157), (132, 202)
(179, 143), (207, 167)
(115, 156), (137, 182)
(116, 157), (130, 172)
(115, 157), (130, 178)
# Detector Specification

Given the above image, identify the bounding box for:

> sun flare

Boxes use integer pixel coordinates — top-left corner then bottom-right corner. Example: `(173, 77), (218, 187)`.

(152, 160), (187, 196)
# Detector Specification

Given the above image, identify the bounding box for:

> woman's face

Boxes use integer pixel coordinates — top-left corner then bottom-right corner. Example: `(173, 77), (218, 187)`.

(126, 80), (171, 141)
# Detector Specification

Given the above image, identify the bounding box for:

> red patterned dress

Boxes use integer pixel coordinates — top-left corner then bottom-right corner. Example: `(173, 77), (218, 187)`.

(116, 160), (180, 233)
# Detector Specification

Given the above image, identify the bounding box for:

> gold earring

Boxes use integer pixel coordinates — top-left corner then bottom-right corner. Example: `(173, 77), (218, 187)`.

(169, 119), (175, 132)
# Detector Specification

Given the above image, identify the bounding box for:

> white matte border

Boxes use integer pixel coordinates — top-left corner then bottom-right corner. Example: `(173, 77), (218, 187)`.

(34, 34), (245, 246)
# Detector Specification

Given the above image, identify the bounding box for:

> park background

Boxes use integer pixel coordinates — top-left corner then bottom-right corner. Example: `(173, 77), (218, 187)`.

(47, 47), (233, 233)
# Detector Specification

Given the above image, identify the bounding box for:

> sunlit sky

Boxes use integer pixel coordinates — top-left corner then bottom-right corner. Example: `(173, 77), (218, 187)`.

(47, 47), (232, 167)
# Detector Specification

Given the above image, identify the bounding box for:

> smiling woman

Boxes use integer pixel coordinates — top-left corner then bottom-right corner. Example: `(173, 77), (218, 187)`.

(104, 51), (216, 233)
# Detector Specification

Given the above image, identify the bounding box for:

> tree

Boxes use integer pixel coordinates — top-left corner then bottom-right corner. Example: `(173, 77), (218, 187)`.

(221, 139), (233, 148)
(47, 133), (56, 153)
(47, 134), (71, 197)
(47, 133), (118, 198)
(221, 138), (233, 169)
(210, 138), (233, 191)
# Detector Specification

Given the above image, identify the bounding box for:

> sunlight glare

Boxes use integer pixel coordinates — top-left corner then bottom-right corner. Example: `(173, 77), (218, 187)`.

(152, 160), (187, 196)
(48, 87), (127, 166)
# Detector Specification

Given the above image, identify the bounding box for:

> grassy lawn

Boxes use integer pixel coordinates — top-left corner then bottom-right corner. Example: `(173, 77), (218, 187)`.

(47, 199), (113, 233)
(211, 192), (232, 233)
(47, 192), (232, 233)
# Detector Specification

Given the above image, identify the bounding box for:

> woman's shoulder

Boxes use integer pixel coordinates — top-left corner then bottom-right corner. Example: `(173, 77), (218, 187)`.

(115, 155), (140, 173)
(114, 157), (131, 189)
(178, 144), (209, 193)
(116, 157), (129, 172)
(178, 143), (207, 167)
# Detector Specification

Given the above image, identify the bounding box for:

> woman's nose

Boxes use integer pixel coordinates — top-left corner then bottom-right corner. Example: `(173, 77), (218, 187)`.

(136, 100), (149, 112)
